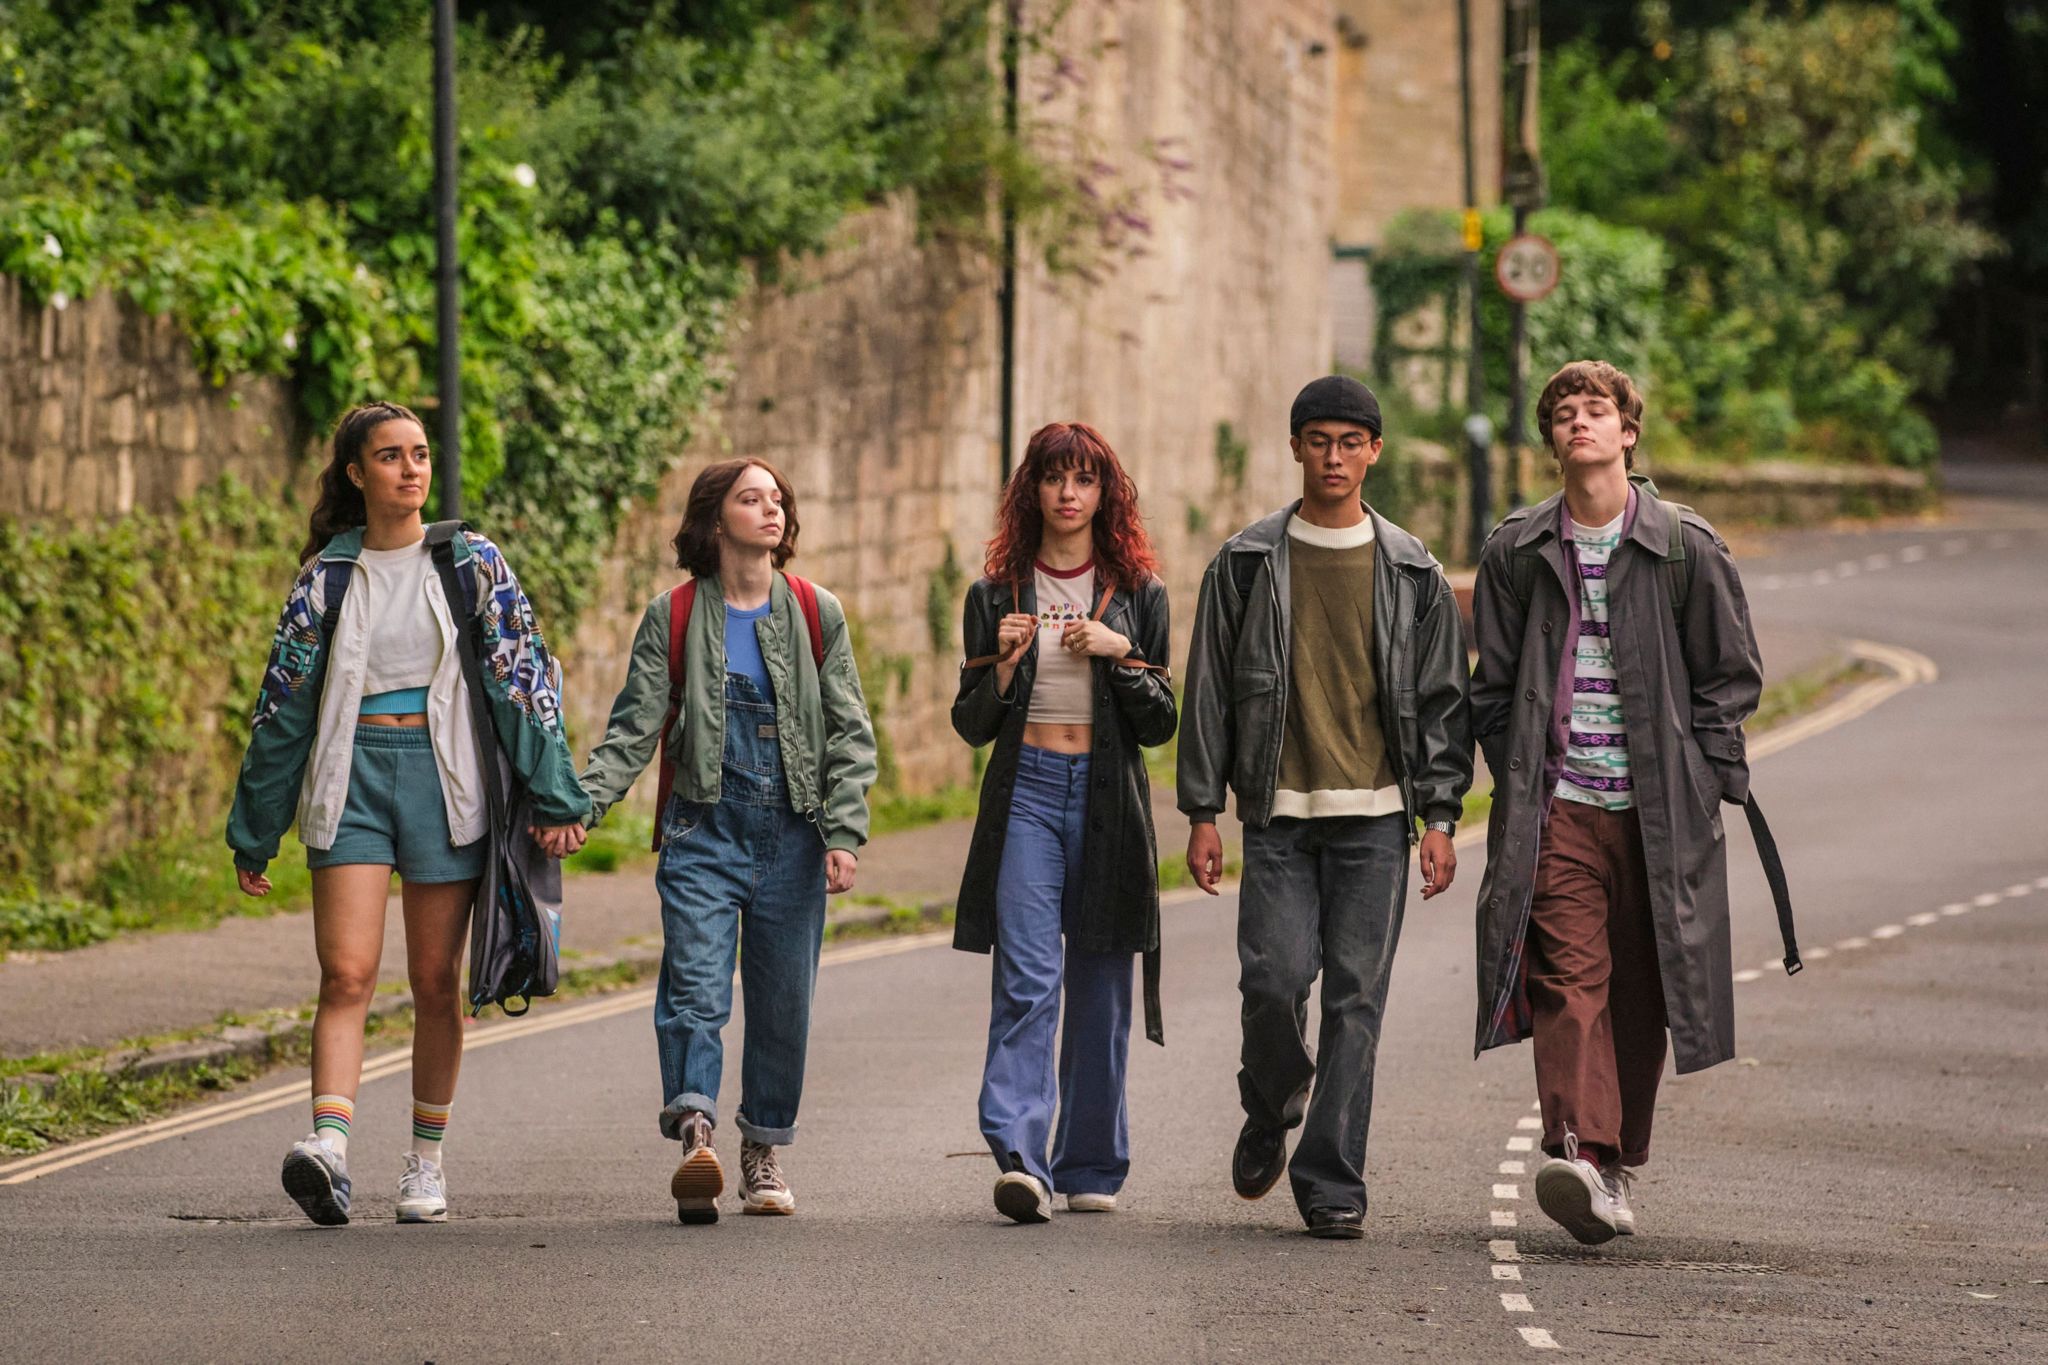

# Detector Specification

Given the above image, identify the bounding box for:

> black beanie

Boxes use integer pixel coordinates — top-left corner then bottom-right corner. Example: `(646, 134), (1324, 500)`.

(1289, 375), (1382, 437)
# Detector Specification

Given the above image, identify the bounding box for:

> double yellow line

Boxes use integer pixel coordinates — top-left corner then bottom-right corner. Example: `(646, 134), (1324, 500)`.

(0, 928), (949, 1187)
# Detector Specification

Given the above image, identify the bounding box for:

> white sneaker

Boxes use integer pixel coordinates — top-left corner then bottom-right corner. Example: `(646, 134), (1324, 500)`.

(1065, 1192), (1116, 1213)
(1602, 1165), (1637, 1237)
(396, 1153), (448, 1223)
(280, 1135), (351, 1227)
(1534, 1136), (1617, 1245)
(993, 1171), (1052, 1224)
(739, 1140), (795, 1216)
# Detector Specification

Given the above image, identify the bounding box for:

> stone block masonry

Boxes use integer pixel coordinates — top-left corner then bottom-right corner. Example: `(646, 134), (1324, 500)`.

(0, 277), (303, 519)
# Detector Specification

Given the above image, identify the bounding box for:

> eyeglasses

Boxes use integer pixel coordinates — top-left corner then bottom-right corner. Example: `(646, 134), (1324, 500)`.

(1300, 433), (1372, 455)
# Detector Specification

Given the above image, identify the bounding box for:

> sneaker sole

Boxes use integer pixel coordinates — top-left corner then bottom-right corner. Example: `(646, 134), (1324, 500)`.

(741, 1192), (795, 1216)
(395, 1201), (448, 1224)
(671, 1144), (724, 1224)
(1534, 1164), (1618, 1246)
(281, 1151), (349, 1227)
(993, 1178), (1051, 1225)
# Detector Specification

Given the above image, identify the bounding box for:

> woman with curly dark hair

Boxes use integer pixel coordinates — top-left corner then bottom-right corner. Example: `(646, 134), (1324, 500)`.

(578, 457), (877, 1225)
(951, 421), (1178, 1224)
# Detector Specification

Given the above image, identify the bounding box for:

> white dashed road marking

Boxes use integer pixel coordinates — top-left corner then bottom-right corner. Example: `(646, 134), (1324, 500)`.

(1516, 1116), (1542, 1130)
(1492, 1209), (1519, 1228)
(1499, 1160), (1526, 1175)
(1506, 1136), (1534, 1152)
(1494, 1184), (1521, 1200)
(1502, 1294), (1535, 1312)
(1493, 1264), (1523, 1281)
(1519, 1327), (1561, 1349)
(1737, 872), (2047, 992)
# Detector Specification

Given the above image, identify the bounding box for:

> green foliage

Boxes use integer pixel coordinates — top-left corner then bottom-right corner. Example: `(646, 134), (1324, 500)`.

(0, 479), (299, 899)
(1370, 207), (1667, 440)
(0, 0), (1062, 633)
(1538, 4), (1998, 466)
(924, 540), (966, 653)
(1212, 422), (1250, 490)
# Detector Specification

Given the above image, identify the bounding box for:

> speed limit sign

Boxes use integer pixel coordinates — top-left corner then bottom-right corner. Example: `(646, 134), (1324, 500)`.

(1495, 233), (1560, 302)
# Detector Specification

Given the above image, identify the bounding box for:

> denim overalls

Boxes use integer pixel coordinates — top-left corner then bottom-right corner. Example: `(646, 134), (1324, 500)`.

(653, 673), (827, 1146)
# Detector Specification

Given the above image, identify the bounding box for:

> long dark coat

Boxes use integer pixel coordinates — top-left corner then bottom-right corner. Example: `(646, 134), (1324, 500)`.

(951, 575), (1178, 1043)
(1469, 487), (1763, 1074)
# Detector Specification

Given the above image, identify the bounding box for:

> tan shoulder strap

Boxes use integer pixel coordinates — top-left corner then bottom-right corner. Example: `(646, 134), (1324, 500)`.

(961, 581), (1168, 677)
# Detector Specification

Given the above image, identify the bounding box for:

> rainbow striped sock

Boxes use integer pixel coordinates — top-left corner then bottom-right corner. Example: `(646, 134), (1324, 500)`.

(411, 1098), (452, 1164)
(311, 1094), (353, 1157)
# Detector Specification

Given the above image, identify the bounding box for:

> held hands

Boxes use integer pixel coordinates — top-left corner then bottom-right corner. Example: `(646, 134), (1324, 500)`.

(826, 849), (858, 894)
(1418, 829), (1458, 900)
(1186, 823), (1224, 897)
(530, 823), (588, 859)
(1058, 620), (1132, 660)
(236, 868), (272, 898)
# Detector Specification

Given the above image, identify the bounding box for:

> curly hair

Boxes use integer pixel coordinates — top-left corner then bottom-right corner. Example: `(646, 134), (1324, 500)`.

(1536, 360), (1644, 470)
(672, 457), (800, 578)
(300, 401), (426, 563)
(983, 422), (1159, 591)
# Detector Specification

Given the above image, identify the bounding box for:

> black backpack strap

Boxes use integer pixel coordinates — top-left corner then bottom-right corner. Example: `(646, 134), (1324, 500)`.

(1743, 793), (1801, 974)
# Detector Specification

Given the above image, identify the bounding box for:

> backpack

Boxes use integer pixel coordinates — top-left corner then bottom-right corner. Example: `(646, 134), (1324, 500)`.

(652, 574), (826, 852)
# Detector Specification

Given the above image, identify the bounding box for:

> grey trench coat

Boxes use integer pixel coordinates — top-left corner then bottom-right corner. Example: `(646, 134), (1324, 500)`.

(1468, 485), (1764, 1074)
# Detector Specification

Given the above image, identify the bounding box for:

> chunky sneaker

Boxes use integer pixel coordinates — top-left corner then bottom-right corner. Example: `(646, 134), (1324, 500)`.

(992, 1170), (1052, 1224)
(281, 1136), (352, 1227)
(1065, 1192), (1116, 1213)
(1231, 1118), (1288, 1200)
(739, 1140), (795, 1216)
(1602, 1165), (1637, 1237)
(670, 1110), (724, 1225)
(1534, 1134), (1618, 1245)
(396, 1153), (449, 1224)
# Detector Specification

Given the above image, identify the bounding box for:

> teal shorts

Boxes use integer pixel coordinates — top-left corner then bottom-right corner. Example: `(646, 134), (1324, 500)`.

(306, 723), (487, 883)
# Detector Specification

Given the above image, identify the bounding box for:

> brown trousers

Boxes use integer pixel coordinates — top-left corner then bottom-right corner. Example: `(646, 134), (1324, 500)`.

(1527, 799), (1667, 1168)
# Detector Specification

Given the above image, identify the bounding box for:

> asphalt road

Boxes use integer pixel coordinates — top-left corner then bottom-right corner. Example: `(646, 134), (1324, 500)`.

(3, 474), (2045, 1363)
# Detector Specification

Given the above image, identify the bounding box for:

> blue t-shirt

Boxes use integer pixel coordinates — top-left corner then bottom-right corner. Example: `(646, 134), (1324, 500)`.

(724, 599), (774, 696)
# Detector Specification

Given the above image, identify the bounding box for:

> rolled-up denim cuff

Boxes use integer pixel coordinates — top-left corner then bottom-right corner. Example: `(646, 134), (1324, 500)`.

(734, 1109), (796, 1146)
(659, 1092), (718, 1140)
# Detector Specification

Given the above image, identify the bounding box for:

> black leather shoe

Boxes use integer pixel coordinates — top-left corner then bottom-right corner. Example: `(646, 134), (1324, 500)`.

(1231, 1119), (1288, 1200)
(1304, 1206), (1365, 1239)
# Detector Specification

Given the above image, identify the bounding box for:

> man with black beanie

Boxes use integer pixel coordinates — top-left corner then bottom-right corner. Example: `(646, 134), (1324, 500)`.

(1177, 375), (1473, 1237)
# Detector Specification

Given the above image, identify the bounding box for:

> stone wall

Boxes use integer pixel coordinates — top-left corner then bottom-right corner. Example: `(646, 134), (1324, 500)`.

(1330, 0), (1503, 251)
(558, 0), (1347, 806)
(558, 199), (1002, 796)
(0, 277), (302, 518)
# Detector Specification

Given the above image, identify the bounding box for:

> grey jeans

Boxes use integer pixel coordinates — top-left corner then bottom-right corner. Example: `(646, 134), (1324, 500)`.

(1237, 812), (1409, 1219)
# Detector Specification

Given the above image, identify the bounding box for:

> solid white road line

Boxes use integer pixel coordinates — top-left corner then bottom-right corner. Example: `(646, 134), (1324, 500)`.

(0, 927), (957, 1186)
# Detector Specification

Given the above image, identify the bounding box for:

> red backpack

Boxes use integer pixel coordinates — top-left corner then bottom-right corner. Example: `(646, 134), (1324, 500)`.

(652, 574), (825, 851)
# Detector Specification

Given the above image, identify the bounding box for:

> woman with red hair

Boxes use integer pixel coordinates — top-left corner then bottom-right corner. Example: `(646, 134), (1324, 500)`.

(951, 422), (1178, 1224)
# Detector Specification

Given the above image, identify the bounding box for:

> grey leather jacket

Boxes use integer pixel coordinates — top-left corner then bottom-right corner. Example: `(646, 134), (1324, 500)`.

(1176, 502), (1474, 836)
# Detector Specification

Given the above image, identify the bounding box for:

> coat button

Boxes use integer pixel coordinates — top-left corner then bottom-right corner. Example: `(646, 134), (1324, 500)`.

(1541, 620), (1554, 634)
(1508, 758), (1521, 770)
(1523, 688), (1537, 701)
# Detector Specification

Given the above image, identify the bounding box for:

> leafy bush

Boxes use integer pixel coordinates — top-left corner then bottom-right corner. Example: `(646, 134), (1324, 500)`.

(1537, 3), (1997, 466)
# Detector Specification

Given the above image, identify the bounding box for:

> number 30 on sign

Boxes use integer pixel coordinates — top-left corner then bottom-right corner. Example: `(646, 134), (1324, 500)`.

(1495, 234), (1560, 303)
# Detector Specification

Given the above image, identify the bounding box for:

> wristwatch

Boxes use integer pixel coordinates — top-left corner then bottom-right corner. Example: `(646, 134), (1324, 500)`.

(1423, 819), (1457, 838)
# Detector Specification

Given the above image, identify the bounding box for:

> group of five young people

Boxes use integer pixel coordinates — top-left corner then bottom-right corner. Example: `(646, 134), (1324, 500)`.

(228, 360), (1765, 1248)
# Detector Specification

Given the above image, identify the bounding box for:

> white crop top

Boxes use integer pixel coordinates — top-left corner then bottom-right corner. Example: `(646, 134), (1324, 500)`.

(355, 540), (443, 693)
(1026, 561), (1096, 725)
